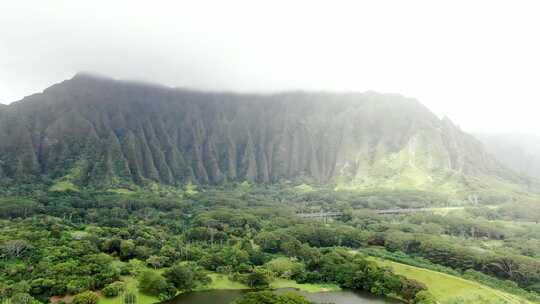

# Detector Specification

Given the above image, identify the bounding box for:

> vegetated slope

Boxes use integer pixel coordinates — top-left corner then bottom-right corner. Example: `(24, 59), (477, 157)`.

(373, 258), (531, 304)
(0, 73), (524, 195)
(476, 133), (540, 180)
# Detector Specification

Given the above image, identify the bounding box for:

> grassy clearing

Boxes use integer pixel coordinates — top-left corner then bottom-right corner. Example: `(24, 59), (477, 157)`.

(98, 276), (158, 304)
(50, 181), (79, 192)
(270, 279), (340, 293)
(202, 273), (340, 293)
(372, 258), (531, 304)
(107, 188), (136, 195)
(203, 273), (249, 290)
(97, 272), (338, 304)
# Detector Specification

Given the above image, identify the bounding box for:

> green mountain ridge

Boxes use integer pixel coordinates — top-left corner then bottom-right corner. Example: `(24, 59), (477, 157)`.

(0, 74), (526, 196)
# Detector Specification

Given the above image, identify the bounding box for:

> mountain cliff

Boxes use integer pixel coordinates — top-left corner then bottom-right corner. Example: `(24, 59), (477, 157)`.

(0, 74), (522, 194)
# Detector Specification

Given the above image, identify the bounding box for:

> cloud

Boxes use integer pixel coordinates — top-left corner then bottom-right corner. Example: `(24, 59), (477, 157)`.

(1, 0), (540, 133)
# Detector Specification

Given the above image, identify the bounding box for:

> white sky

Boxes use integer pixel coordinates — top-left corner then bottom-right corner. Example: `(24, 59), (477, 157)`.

(1, 0), (539, 134)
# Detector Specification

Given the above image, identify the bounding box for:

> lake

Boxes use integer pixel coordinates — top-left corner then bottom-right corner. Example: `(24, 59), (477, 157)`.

(167, 288), (402, 304)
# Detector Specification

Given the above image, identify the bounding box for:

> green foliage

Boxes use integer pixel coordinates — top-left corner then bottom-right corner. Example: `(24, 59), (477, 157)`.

(49, 181), (79, 193)
(245, 268), (271, 289)
(400, 277), (428, 302)
(264, 258), (304, 279)
(233, 291), (311, 304)
(102, 282), (125, 297)
(0, 198), (41, 219)
(10, 293), (39, 304)
(163, 263), (210, 292)
(462, 269), (540, 302)
(414, 291), (437, 304)
(0, 185), (538, 304)
(71, 291), (98, 304)
(137, 271), (170, 296)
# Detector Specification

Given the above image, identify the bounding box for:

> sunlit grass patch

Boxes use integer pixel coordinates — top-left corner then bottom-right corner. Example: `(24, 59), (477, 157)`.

(270, 279), (340, 293)
(372, 258), (531, 304)
(50, 181), (79, 192)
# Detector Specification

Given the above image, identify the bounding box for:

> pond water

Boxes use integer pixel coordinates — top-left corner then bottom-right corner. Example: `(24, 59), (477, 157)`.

(167, 288), (401, 304)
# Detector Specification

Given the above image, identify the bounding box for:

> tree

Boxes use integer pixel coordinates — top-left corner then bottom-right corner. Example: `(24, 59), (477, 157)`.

(11, 281), (30, 294)
(120, 240), (136, 260)
(102, 282), (126, 297)
(11, 293), (39, 304)
(264, 257), (304, 279)
(137, 270), (170, 296)
(0, 282), (9, 302)
(102, 238), (121, 254)
(255, 232), (283, 253)
(233, 291), (310, 304)
(157, 284), (177, 302)
(246, 268), (271, 289)
(400, 277), (427, 303)
(280, 239), (302, 258)
(1, 240), (32, 259)
(163, 264), (210, 292)
(233, 291), (275, 304)
(146, 255), (166, 269)
(72, 291), (98, 304)
(163, 264), (195, 291)
(275, 292), (311, 304)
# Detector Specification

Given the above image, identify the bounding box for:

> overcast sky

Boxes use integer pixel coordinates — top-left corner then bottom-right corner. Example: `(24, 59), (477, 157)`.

(1, 0), (539, 134)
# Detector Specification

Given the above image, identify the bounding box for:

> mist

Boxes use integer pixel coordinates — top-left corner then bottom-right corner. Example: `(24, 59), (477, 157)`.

(1, 0), (540, 134)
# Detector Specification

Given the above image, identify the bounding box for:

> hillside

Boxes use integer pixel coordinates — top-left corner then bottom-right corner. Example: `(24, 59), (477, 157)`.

(373, 258), (531, 304)
(0, 74), (524, 196)
(476, 133), (540, 179)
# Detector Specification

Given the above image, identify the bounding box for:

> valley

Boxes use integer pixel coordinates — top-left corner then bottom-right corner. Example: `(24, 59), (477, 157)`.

(1, 75), (540, 304)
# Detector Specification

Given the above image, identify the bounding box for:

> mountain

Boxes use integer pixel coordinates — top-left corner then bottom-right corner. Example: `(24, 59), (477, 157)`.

(0, 73), (524, 196)
(475, 133), (540, 179)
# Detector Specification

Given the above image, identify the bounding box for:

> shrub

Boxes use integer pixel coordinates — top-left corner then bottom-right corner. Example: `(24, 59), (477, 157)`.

(138, 270), (170, 296)
(119, 263), (134, 275)
(72, 291), (98, 304)
(102, 282), (125, 297)
(264, 257), (304, 279)
(163, 264), (210, 292)
(245, 268), (271, 289)
(233, 291), (310, 304)
(11, 293), (39, 304)
(414, 291), (437, 304)
(66, 279), (90, 294)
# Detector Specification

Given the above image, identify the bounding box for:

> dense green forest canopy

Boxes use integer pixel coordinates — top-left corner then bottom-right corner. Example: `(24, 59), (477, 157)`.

(1, 184), (540, 304)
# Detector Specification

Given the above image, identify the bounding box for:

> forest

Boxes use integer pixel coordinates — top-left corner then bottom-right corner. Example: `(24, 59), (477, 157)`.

(1, 182), (540, 304)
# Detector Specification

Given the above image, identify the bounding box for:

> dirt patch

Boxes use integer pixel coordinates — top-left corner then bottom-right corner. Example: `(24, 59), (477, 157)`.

(50, 294), (74, 304)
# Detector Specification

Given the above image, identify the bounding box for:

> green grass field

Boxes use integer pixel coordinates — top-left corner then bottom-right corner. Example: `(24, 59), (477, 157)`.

(97, 276), (158, 304)
(203, 273), (249, 290)
(49, 181), (79, 192)
(270, 279), (340, 293)
(372, 258), (532, 304)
